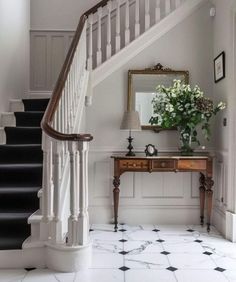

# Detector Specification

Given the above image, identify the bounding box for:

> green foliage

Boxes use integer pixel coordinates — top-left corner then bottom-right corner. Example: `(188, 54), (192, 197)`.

(150, 80), (226, 147)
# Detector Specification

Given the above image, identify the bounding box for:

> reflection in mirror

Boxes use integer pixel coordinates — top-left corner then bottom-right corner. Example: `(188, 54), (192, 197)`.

(128, 65), (189, 131)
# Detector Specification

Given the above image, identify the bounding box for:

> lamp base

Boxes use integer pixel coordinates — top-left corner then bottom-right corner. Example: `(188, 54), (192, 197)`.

(126, 135), (135, 156)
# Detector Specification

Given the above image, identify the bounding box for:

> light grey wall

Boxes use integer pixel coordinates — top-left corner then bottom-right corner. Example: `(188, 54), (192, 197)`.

(86, 3), (216, 224)
(210, 0), (236, 234)
(0, 0), (30, 114)
(30, 0), (98, 30)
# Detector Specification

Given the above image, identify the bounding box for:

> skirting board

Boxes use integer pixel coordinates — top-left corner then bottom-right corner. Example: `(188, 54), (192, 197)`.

(89, 206), (206, 226)
(212, 207), (226, 238)
(226, 210), (236, 242)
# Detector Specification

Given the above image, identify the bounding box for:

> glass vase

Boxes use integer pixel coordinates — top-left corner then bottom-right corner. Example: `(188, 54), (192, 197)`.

(178, 127), (194, 156)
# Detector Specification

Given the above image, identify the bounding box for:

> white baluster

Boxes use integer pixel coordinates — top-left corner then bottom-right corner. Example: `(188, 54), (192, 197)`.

(115, 0), (121, 53)
(51, 141), (63, 244)
(87, 15), (93, 70)
(165, 0), (171, 15)
(40, 134), (53, 241)
(145, 0), (150, 31)
(96, 7), (102, 66)
(155, 0), (161, 23)
(135, 0), (140, 38)
(77, 141), (90, 245)
(106, 1), (112, 59)
(125, 0), (130, 46)
(67, 142), (78, 246)
(175, 0), (181, 8)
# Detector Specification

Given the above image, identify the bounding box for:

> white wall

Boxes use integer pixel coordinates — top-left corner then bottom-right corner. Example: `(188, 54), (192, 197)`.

(0, 0), (30, 113)
(210, 0), (236, 237)
(30, 0), (98, 30)
(87, 2), (216, 225)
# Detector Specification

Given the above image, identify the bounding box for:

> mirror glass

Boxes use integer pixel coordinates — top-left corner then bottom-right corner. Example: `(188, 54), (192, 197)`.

(128, 65), (189, 131)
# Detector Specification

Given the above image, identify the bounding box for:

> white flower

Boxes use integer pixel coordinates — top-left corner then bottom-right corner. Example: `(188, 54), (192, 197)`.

(218, 101), (226, 110)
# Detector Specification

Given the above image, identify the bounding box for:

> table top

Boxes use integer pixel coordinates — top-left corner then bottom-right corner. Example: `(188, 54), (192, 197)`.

(111, 152), (213, 160)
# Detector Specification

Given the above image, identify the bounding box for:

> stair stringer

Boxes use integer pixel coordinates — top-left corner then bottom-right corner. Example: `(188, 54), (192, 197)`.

(91, 0), (206, 88)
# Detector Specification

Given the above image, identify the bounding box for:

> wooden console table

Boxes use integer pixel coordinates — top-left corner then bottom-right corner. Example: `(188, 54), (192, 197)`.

(111, 154), (214, 232)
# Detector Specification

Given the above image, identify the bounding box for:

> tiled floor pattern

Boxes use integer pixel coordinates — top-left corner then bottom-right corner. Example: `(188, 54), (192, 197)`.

(1, 224), (236, 281)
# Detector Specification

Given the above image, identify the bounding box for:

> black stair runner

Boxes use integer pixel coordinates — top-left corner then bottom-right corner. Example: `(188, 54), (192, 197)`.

(0, 99), (49, 250)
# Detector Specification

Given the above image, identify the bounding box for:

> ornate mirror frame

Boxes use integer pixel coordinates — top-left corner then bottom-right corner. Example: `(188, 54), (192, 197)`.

(127, 63), (189, 132)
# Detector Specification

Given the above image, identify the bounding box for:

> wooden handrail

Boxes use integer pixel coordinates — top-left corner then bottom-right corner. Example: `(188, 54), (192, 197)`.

(41, 0), (110, 142)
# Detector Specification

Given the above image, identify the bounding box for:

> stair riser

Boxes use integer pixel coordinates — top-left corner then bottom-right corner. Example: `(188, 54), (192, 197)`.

(5, 128), (42, 145)
(9, 100), (24, 112)
(0, 167), (42, 187)
(1, 113), (16, 127)
(22, 99), (49, 112)
(0, 147), (43, 164)
(0, 193), (39, 212)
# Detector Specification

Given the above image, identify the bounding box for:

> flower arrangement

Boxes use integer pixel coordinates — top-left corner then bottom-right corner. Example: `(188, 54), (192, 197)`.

(149, 80), (226, 154)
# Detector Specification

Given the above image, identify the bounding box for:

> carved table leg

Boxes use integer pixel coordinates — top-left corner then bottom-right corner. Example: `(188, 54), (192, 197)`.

(205, 177), (214, 233)
(199, 173), (206, 226)
(113, 176), (120, 232)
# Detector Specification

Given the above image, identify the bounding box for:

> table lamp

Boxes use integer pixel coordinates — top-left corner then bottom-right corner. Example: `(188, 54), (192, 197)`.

(120, 111), (141, 156)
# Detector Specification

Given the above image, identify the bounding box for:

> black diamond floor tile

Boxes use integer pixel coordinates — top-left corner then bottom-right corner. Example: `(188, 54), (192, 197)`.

(186, 229), (195, 232)
(119, 251), (129, 255)
(166, 266), (178, 272)
(152, 229), (160, 232)
(203, 251), (213, 256)
(119, 266), (130, 272)
(161, 251), (170, 255)
(119, 229), (127, 232)
(156, 239), (165, 243)
(119, 239), (128, 243)
(25, 268), (36, 272)
(89, 229), (94, 232)
(194, 239), (203, 243)
(214, 267), (226, 272)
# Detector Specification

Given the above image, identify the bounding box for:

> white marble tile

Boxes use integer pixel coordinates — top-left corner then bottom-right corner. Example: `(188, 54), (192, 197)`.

(124, 240), (163, 254)
(163, 242), (204, 253)
(23, 269), (59, 282)
(157, 225), (190, 234)
(188, 225), (220, 236)
(125, 269), (176, 282)
(124, 253), (169, 269)
(193, 233), (227, 244)
(158, 233), (195, 244)
(211, 255), (236, 270)
(123, 230), (159, 241)
(168, 253), (216, 269)
(120, 224), (155, 231)
(92, 240), (123, 253)
(175, 270), (228, 282)
(90, 230), (123, 241)
(74, 269), (124, 282)
(224, 270), (236, 281)
(202, 241), (236, 258)
(0, 269), (27, 282)
(91, 253), (123, 269)
(91, 224), (115, 231)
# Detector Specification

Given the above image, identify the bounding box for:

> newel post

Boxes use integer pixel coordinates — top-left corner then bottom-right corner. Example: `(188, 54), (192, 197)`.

(77, 141), (90, 245)
(40, 133), (53, 240)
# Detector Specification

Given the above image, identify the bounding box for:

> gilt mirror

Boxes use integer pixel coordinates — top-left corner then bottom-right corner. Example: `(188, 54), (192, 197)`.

(127, 64), (189, 131)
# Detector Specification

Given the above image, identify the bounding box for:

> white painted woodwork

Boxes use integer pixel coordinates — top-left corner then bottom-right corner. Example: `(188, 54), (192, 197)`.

(106, 1), (112, 59)
(96, 7), (102, 66)
(155, 0), (161, 23)
(115, 0), (121, 53)
(165, 0), (171, 15)
(175, 0), (181, 8)
(135, 0), (140, 38)
(125, 0), (130, 46)
(30, 31), (74, 91)
(145, 0), (150, 31)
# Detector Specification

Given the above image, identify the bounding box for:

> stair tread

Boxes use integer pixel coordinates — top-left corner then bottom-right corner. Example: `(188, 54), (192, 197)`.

(0, 144), (41, 148)
(0, 236), (27, 250)
(0, 164), (42, 168)
(5, 126), (41, 129)
(0, 187), (40, 194)
(0, 212), (32, 219)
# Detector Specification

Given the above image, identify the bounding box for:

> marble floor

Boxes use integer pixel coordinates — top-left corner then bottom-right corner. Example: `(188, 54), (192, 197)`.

(1, 224), (236, 282)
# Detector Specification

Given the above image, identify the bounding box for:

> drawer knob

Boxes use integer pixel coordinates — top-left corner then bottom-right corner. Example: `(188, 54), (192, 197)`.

(133, 163), (137, 167)
(161, 162), (166, 168)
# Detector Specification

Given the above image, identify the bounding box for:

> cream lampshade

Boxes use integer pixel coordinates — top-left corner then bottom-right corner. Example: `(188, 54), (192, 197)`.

(120, 111), (141, 156)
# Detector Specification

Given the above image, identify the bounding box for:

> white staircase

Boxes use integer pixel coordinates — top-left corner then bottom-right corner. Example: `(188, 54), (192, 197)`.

(0, 0), (206, 272)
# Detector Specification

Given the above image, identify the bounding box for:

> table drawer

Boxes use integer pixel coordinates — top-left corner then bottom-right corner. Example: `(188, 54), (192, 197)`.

(119, 160), (148, 170)
(177, 160), (207, 170)
(152, 160), (175, 170)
